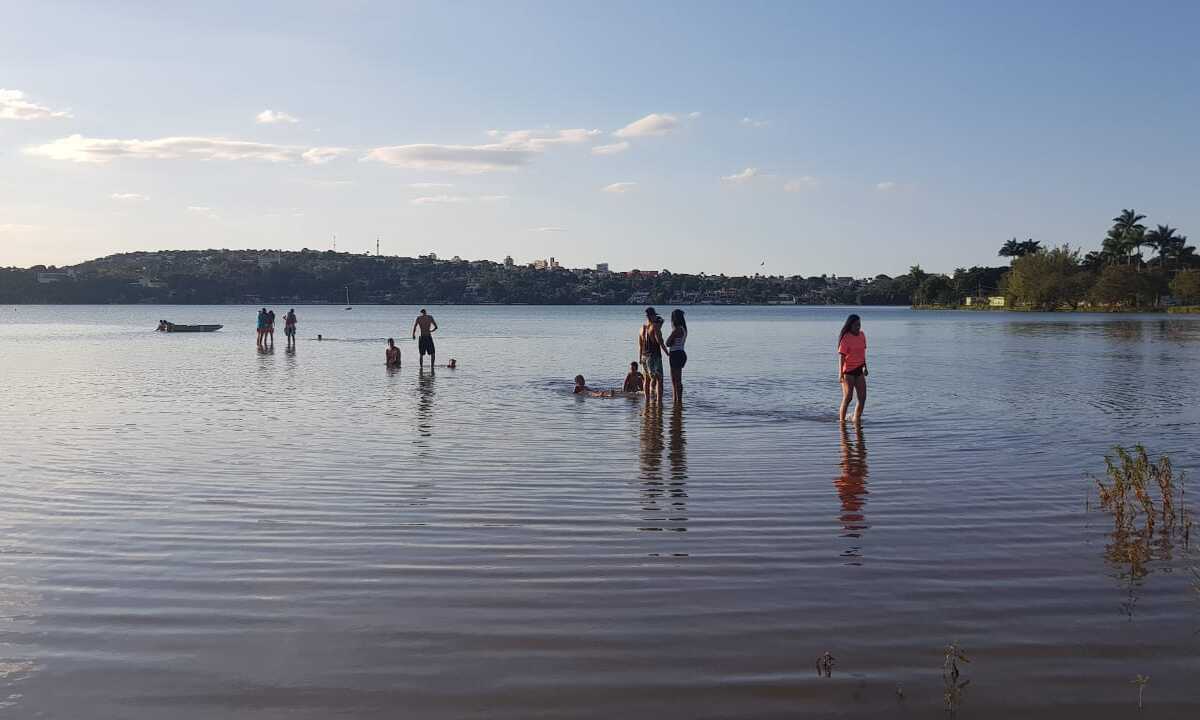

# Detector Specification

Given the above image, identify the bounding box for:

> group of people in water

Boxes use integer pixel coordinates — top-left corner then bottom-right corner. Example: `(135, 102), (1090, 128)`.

(575, 307), (869, 423)
(246, 303), (868, 423)
(255, 308), (297, 349)
(573, 306), (690, 406)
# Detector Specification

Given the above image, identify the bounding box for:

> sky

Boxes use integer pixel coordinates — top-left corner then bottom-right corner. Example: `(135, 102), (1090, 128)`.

(1, 1), (1197, 276)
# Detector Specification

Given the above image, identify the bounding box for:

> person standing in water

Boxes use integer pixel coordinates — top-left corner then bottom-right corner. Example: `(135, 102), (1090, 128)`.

(255, 308), (267, 348)
(837, 313), (868, 424)
(665, 309), (688, 404)
(385, 338), (401, 367)
(284, 309), (297, 348)
(638, 307), (666, 403)
(412, 308), (439, 369)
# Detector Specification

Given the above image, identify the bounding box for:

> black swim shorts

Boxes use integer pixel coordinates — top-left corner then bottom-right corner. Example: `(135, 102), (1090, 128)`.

(418, 335), (436, 356)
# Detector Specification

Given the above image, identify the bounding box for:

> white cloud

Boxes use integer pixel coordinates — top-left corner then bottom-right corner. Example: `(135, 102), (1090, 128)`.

(186, 205), (219, 219)
(366, 143), (536, 174)
(783, 176), (818, 191)
(722, 167), (759, 184)
(110, 192), (149, 201)
(26, 134), (344, 165)
(0, 89), (71, 120)
(592, 141), (630, 156)
(408, 182), (455, 189)
(531, 226), (565, 232)
(369, 127), (598, 174)
(412, 195), (468, 205)
(602, 182), (637, 193)
(486, 127), (601, 150)
(480, 194), (510, 202)
(688, 111), (702, 119)
(741, 116), (769, 128)
(876, 181), (897, 191)
(0, 223), (42, 232)
(614, 113), (681, 138)
(301, 146), (348, 164)
(256, 109), (299, 124)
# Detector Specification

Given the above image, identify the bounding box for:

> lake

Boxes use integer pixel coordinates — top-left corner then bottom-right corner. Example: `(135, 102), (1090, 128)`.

(1, 304), (1198, 718)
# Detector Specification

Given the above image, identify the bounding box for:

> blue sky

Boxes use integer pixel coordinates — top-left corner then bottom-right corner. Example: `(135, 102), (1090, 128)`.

(1, 1), (1197, 275)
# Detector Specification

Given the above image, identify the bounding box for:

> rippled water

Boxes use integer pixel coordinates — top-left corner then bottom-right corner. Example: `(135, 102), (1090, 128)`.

(1, 305), (1198, 718)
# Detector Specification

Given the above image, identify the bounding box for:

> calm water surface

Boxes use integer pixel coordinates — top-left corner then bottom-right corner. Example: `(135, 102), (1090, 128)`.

(1, 305), (1198, 718)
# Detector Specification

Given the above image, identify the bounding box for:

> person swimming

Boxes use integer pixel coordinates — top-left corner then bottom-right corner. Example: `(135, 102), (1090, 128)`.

(573, 374), (615, 398)
(386, 338), (401, 367)
(837, 313), (868, 424)
(622, 361), (643, 393)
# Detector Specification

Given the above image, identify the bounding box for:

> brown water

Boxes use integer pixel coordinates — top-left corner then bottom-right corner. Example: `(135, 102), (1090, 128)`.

(1, 305), (1198, 718)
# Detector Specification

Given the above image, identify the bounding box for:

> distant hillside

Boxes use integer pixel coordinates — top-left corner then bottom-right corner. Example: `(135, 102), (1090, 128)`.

(0, 249), (957, 305)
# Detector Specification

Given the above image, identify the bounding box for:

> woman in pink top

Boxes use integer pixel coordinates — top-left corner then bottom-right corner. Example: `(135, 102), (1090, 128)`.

(837, 313), (867, 424)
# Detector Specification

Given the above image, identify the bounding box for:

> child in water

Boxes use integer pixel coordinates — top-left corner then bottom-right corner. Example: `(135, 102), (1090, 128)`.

(573, 375), (615, 398)
(622, 362), (643, 393)
(837, 313), (867, 424)
(385, 338), (401, 367)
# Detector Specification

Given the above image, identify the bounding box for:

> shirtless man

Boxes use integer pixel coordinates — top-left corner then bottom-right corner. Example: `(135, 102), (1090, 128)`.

(411, 308), (439, 368)
(638, 307), (666, 402)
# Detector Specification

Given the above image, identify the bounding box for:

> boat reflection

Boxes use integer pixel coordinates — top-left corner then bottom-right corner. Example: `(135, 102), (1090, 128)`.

(834, 424), (869, 565)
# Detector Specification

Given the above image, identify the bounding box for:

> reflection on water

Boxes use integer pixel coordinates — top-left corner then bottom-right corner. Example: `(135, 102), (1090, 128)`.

(835, 425), (869, 565)
(415, 368), (435, 450)
(638, 404), (688, 535)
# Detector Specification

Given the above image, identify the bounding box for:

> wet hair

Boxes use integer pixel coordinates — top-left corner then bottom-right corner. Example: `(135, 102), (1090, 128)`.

(574, 374), (585, 385)
(630, 361), (638, 370)
(653, 315), (664, 325)
(671, 309), (686, 330)
(420, 308), (427, 314)
(839, 313), (862, 340)
(387, 338), (395, 345)
(644, 306), (657, 320)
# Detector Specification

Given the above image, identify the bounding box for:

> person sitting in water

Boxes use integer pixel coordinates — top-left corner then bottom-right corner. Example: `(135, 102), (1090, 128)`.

(386, 338), (401, 367)
(622, 361), (643, 393)
(573, 374), (615, 398)
(447, 358), (457, 369)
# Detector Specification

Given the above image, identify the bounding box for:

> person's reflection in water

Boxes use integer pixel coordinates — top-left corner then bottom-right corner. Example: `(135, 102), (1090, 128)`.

(666, 403), (689, 530)
(834, 424), (869, 565)
(637, 403), (688, 542)
(414, 367), (435, 455)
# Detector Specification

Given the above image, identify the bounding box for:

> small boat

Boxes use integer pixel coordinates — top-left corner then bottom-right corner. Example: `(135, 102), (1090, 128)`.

(157, 322), (222, 333)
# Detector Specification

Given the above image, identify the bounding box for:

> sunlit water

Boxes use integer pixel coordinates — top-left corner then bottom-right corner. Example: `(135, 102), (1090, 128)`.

(1, 305), (1198, 718)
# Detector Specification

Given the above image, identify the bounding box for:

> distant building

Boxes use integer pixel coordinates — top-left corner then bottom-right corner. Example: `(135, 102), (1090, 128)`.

(504, 255), (515, 268)
(419, 252), (439, 261)
(549, 257), (560, 269)
(451, 255), (463, 263)
(596, 262), (609, 273)
(531, 259), (549, 270)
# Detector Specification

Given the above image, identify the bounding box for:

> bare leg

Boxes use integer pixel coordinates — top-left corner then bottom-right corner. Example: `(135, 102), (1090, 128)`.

(643, 362), (651, 397)
(839, 377), (853, 423)
(670, 364), (683, 405)
(853, 375), (867, 424)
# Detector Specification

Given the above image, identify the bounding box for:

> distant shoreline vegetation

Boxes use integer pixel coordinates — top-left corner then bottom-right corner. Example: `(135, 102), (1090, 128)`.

(3, 209), (1197, 309)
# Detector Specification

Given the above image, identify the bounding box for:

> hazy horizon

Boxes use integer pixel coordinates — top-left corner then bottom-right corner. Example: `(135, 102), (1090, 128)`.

(2, 1), (1197, 275)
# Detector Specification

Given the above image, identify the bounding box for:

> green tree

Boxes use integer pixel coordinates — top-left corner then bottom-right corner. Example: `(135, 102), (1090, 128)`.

(1104, 209), (1147, 265)
(999, 238), (1042, 259)
(1143, 225), (1178, 267)
(1089, 264), (1151, 308)
(1005, 245), (1088, 310)
(913, 275), (957, 306)
(1170, 270), (1200, 304)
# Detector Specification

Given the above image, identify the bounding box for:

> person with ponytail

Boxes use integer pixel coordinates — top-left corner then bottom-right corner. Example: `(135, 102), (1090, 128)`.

(837, 313), (867, 424)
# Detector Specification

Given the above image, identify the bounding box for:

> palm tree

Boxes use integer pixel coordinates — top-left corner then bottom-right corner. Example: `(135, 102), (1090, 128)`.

(1107, 209), (1147, 265)
(999, 237), (1041, 259)
(1143, 225), (1177, 267)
